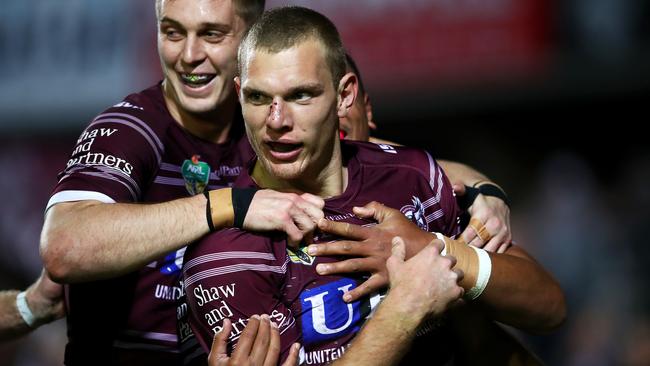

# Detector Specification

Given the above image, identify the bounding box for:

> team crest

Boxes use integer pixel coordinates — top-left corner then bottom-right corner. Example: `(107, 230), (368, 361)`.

(287, 246), (315, 266)
(400, 196), (428, 231)
(181, 155), (211, 195)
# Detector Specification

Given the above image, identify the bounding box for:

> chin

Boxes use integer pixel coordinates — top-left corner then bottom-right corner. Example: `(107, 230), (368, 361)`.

(178, 96), (221, 115)
(265, 162), (302, 181)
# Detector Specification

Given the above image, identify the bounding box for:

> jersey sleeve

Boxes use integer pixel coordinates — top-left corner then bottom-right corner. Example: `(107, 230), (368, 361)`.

(408, 148), (462, 237)
(47, 103), (164, 209)
(183, 229), (300, 362)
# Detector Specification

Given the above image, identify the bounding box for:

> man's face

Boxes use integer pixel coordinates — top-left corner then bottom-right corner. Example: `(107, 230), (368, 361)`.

(237, 40), (343, 181)
(157, 0), (245, 115)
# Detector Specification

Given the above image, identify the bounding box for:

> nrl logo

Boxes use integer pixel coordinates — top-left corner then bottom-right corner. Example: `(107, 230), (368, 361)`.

(400, 196), (428, 231)
(181, 155), (211, 195)
(287, 246), (315, 266)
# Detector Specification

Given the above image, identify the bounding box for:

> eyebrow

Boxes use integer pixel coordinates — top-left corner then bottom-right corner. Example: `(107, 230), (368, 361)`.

(242, 83), (324, 99)
(159, 17), (231, 31)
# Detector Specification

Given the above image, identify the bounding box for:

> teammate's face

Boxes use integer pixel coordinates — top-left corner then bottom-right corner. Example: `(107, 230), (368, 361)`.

(157, 0), (245, 115)
(237, 40), (355, 182)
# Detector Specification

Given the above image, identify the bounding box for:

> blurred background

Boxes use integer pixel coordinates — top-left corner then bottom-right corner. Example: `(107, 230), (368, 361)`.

(1, 0), (649, 365)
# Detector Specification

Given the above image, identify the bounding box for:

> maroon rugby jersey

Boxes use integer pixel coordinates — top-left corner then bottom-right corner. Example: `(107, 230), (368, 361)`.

(47, 83), (254, 365)
(182, 141), (461, 365)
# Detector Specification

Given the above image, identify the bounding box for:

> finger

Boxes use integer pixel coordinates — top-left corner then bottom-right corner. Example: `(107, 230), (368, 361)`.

(232, 315), (260, 359)
(352, 205), (375, 219)
(428, 237), (445, 254)
(343, 274), (387, 303)
(307, 240), (366, 257)
(296, 195), (325, 223)
(453, 268), (464, 283)
(250, 314), (272, 363)
(284, 223), (304, 249)
(452, 184), (466, 196)
(360, 201), (397, 223)
(461, 225), (478, 245)
(497, 241), (511, 254)
(208, 318), (232, 366)
(483, 229), (507, 252)
(263, 321), (282, 366)
(289, 204), (319, 231)
(315, 257), (377, 275)
(318, 219), (372, 240)
(299, 193), (325, 209)
(281, 343), (301, 366)
(391, 236), (406, 262)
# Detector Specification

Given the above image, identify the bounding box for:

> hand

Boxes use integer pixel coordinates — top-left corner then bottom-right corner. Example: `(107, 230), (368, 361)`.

(24, 270), (65, 326)
(244, 190), (325, 248)
(453, 184), (512, 253)
(308, 201), (434, 302)
(208, 315), (300, 366)
(386, 237), (464, 320)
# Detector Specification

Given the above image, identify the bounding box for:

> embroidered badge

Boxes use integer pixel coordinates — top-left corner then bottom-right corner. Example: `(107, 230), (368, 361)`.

(287, 246), (315, 266)
(400, 196), (428, 231)
(181, 155), (211, 195)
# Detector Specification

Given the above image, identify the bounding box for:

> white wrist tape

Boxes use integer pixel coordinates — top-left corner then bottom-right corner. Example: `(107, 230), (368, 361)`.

(435, 232), (447, 255)
(465, 246), (492, 300)
(16, 291), (37, 327)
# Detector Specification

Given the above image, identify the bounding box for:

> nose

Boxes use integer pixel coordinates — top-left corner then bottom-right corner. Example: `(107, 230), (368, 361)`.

(266, 98), (292, 131)
(181, 34), (205, 66)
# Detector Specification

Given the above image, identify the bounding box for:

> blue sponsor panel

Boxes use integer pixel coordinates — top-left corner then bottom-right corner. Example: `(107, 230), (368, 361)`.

(300, 278), (361, 345)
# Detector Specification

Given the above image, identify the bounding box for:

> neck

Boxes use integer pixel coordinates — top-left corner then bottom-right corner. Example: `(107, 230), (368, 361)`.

(162, 82), (238, 144)
(252, 141), (348, 199)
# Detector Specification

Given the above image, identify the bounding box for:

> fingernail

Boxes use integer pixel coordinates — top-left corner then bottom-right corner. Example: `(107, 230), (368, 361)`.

(271, 321), (278, 329)
(250, 314), (260, 320)
(260, 314), (269, 321)
(343, 293), (352, 302)
(316, 264), (328, 274)
(307, 245), (317, 255)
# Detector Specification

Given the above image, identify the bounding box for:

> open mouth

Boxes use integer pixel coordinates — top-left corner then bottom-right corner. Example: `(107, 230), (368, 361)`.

(180, 73), (216, 88)
(267, 141), (303, 153)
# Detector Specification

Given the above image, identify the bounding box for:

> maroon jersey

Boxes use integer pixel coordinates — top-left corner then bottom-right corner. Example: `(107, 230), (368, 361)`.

(47, 84), (254, 365)
(182, 141), (461, 365)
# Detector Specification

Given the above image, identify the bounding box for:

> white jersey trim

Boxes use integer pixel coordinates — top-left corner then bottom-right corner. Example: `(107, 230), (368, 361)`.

(46, 190), (116, 211)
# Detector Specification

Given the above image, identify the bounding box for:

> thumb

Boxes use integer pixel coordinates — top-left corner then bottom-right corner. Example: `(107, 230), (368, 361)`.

(208, 318), (232, 365)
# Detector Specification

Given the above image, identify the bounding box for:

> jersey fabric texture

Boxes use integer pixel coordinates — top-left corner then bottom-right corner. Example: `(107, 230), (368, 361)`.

(182, 141), (461, 365)
(47, 83), (254, 366)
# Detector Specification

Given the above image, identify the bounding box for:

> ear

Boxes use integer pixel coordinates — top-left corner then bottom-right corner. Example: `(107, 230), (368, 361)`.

(234, 76), (242, 99)
(337, 72), (358, 118)
(363, 93), (377, 131)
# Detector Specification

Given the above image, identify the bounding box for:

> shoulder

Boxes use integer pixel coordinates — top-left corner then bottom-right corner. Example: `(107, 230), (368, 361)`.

(345, 140), (438, 180)
(87, 84), (171, 143)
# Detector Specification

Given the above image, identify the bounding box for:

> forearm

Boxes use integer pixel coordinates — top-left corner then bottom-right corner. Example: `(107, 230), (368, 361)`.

(334, 293), (421, 366)
(438, 160), (490, 187)
(41, 194), (209, 283)
(434, 233), (565, 332)
(0, 290), (31, 341)
(477, 246), (566, 333)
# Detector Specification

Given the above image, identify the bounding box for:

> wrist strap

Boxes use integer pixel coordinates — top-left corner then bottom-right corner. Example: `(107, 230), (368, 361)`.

(16, 291), (37, 327)
(204, 190), (215, 231)
(232, 188), (258, 228)
(459, 183), (510, 210)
